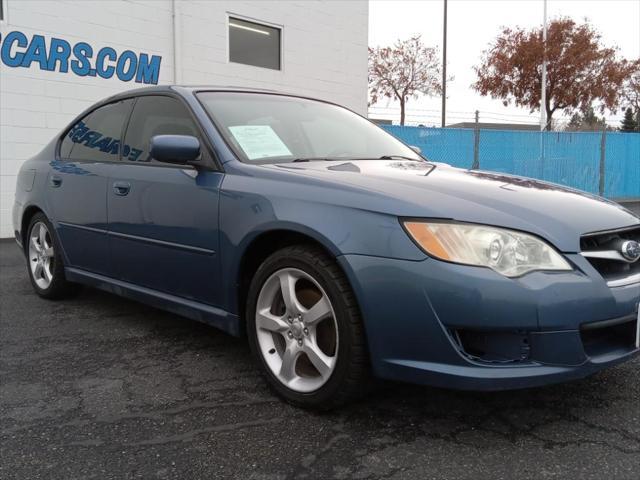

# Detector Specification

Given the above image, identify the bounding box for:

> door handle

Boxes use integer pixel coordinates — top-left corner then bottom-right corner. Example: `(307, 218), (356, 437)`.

(50, 175), (62, 188)
(112, 181), (131, 196)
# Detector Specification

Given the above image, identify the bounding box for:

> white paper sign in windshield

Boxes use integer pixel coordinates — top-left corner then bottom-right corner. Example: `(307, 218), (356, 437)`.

(229, 125), (292, 160)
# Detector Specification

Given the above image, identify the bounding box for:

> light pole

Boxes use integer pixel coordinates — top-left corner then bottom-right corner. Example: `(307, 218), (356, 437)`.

(441, 0), (448, 128)
(539, 0), (548, 178)
(540, 0), (547, 131)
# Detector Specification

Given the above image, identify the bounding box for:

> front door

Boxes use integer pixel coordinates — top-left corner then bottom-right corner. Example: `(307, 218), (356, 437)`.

(107, 95), (223, 306)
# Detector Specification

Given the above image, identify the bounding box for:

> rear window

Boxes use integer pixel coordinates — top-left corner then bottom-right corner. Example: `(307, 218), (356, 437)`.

(60, 100), (133, 162)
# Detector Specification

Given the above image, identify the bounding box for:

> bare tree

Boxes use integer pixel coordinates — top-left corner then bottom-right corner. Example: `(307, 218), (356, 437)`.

(368, 36), (442, 125)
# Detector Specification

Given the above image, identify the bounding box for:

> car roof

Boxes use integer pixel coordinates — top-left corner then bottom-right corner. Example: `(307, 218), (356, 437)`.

(104, 85), (301, 103)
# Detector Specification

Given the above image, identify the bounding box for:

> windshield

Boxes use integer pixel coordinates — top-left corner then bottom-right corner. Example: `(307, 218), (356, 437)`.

(197, 92), (423, 164)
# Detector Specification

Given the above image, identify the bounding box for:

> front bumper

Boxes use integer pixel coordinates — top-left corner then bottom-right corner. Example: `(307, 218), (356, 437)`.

(338, 253), (640, 391)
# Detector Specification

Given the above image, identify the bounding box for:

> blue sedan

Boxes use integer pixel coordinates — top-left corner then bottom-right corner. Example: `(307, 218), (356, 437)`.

(12, 86), (640, 409)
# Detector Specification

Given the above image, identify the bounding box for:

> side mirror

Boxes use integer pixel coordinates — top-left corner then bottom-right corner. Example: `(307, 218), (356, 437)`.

(150, 135), (201, 165)
(409, 145), (422, 155)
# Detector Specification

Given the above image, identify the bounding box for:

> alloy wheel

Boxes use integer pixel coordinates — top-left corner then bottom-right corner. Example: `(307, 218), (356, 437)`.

(28, 221), (55, 290)
(255, 267), (339, 393)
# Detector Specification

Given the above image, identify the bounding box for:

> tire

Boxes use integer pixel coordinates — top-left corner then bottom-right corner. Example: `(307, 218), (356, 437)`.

(25, 212), (78, 299)
(246, 244), (370, 410)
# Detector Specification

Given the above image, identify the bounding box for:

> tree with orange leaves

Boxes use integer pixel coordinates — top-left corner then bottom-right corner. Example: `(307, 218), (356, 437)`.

(474, 18), (637, 130)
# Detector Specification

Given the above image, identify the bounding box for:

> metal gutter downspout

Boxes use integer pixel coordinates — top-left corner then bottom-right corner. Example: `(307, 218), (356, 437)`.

(172, 0), (182, 84)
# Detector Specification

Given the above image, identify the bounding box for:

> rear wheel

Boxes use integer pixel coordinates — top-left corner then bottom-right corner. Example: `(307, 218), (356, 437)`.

(246, 245), (370, 409)
(26, 213), (77, 299)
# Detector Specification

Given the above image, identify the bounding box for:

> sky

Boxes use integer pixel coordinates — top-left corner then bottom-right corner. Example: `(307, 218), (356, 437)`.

(368, 0), (640, 127)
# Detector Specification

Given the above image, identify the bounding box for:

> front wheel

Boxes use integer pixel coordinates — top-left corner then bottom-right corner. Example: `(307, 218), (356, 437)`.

(246, 245), (370, 409)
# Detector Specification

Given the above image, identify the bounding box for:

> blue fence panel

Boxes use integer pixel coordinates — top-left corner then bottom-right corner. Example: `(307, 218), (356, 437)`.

(539, 131), (601, 195)
(604, 132), (640, 199)
(382, 126), (474, 168)
(381, 125), (640, 200)
(479, 129), (542, 179)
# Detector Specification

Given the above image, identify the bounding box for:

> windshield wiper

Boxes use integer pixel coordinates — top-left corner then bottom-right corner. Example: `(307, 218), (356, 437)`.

(291, 157), (354, 163)
(291, 156), (423, 163)
(378, 155), (423, 161)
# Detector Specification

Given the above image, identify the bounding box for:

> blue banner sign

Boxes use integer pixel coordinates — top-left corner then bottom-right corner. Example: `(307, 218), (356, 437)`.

(0, 31), (162, 84)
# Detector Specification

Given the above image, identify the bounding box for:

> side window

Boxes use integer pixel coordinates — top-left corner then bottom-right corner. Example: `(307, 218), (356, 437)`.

(60, 100), (133, 162)
(122, 96), (200, 163)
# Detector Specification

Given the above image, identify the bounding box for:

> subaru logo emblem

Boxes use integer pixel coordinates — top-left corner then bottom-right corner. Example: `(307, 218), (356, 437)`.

(621, 240), (640, 262)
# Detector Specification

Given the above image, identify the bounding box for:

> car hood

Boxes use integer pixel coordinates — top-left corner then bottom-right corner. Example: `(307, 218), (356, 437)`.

(267, 160), (639, 252)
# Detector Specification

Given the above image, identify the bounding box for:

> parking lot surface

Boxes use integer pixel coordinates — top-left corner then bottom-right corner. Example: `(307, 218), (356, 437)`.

(620, 201), (640, 217)
(1, 241), (639, 479)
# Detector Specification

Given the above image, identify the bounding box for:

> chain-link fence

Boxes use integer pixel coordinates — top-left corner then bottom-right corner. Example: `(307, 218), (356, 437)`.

(382, 126), (640, 200)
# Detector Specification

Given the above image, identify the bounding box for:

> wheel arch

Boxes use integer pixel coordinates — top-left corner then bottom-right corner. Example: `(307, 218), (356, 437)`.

(234, 227), (356, 336)
(20, 205), (46, 253)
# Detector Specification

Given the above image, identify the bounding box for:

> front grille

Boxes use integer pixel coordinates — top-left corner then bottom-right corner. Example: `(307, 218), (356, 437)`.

(580, 225), (640, 286)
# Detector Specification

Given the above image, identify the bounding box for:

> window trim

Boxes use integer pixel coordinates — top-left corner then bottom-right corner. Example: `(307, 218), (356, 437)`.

(226, 13), (283, 72)
(56, 92), (221, 171)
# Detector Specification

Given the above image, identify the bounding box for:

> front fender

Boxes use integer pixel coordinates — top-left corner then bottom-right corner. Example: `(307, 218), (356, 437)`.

(218, 172), (426, 313)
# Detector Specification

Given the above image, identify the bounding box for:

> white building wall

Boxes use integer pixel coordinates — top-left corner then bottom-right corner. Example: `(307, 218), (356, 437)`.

(0, 0), (368, 238)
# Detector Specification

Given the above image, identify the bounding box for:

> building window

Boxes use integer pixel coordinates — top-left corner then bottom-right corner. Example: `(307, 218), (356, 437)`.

(228, 16), (281, 70)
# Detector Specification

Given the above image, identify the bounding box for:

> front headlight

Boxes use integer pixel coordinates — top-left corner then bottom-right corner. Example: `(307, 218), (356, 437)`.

(403, 221), (572, 277)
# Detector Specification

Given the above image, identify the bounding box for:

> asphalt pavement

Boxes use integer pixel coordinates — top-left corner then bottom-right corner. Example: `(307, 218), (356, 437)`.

(619, 200), (640, 217)
(1, 240), (639, 479)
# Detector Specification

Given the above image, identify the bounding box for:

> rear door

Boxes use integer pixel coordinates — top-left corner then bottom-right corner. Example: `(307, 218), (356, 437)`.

(107, 95), (224, 306)
(50, 99), (134, 276)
